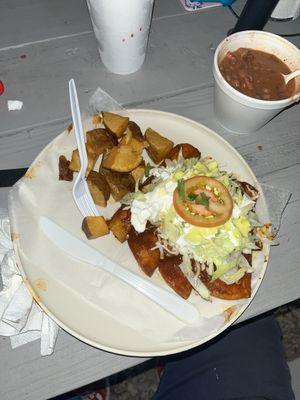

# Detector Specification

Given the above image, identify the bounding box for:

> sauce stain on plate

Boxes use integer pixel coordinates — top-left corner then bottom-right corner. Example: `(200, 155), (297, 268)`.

(224, 305), (237, 322)
(11, 232), (20, 241)
(92, 114), (102, 125)
(25, 162), (41, 179)
(23, 277), (41, 305)
(34, 278), (47, 292)
(67, 123), (73, 134)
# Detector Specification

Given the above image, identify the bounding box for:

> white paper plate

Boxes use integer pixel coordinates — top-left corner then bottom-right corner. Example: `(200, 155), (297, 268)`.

(9, 110), (270, 356)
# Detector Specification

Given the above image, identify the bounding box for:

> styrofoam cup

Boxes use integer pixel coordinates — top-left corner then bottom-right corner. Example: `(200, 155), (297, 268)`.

(213, 31), (300, 134)
(86, 0), (154, 75)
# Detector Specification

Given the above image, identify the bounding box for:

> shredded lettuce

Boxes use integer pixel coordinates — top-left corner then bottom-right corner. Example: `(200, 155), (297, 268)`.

(128, 155), (267, 290)
(179, 256), (211, 300)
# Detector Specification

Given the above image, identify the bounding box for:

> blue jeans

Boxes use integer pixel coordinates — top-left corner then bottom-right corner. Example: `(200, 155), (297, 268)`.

(152, 315), (294, 400)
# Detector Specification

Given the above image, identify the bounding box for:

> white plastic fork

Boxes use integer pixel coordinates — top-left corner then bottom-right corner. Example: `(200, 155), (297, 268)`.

(69, 79), (99, 217)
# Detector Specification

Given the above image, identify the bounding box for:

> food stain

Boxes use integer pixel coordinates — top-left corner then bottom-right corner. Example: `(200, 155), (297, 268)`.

(92, 114), (102, 125)
(34, 278), (47, 292)
(11, 232), (20, 241)
(25, 162), (41, 179)
(23, 277), (41, 305)
(224, 305), (237, 322)
(67, 123), (73, 134)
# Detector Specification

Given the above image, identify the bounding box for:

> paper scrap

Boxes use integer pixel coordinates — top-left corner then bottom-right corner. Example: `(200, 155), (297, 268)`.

(8, 100), (23, 111)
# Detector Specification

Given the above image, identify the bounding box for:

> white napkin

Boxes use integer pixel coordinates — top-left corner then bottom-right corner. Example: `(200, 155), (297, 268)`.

(0, 208), (59, 356)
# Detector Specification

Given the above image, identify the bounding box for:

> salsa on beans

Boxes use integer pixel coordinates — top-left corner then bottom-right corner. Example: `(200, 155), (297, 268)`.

(219, 47), (295, 101)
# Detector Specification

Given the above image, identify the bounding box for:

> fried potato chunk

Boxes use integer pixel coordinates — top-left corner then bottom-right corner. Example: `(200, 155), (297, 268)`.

(99, 168), (135, 201)
(158, 255), (192, 299)
(108, 208), (132, 243)
(166, 143), (201, 161)
(87, 171), (110, 207)
(119, 132), (147, 154)
(119, 121), (148, 154)
(101, 145), (143, 172)
(69, 148), (98, 176)
(130, 161), (146, 182)
(128, 226), (160, 277)
(145, 128), (174, 164)
(139, 175), (155, 193)
(86, 128), (116, 156)
(102, 111), (129, 138)
(58, 155), (73, 181)
(82, 216), (109, 239)
(127, 121), (144, 141)
(199, 269), (251, 300)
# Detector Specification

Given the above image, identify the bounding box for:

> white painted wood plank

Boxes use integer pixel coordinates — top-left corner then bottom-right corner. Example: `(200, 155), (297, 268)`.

(0, 0), (92, 50)
(0, 118), (69, 170)
(0, 334), (148, 400)
(0, 8), (237, 137)
(0, 188), (10, 209)
(1, 7), (299, 140)
(0, 0), (187, 50)
(0, 0), (296, 51)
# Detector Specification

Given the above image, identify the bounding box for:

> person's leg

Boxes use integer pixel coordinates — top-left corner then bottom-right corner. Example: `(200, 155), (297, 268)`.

(152, 314), (294, 400)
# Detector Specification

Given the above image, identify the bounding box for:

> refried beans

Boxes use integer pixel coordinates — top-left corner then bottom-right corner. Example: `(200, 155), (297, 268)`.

(219, 48), (295, 100)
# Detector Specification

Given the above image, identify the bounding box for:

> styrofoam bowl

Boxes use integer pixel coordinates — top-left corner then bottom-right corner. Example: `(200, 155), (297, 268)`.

(213, 31), (300, 134)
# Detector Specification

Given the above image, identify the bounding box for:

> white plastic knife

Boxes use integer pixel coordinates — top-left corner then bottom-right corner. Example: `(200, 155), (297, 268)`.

(40, 216), (199, 324)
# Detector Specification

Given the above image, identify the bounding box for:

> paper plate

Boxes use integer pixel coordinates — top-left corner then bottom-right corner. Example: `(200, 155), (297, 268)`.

(8, 110), (270, 356)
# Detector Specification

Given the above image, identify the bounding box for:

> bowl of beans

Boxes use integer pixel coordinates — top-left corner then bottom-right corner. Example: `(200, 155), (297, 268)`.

(213, 30), (300, 134)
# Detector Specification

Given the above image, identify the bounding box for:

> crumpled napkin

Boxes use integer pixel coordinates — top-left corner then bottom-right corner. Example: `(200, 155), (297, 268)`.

(0, 208), (59, 356)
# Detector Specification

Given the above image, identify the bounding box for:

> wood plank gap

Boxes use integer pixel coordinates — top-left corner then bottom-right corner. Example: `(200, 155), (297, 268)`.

(288, 197), (300, 205)
(0, 31), (93, 52)
(154, 11), (192, 20)
(0, 10), (201, 52)
(153, 7), (223, 21)
(124, 82), (214, 108)
(257, 162), (300, 179)
(0, 116), (70, 139)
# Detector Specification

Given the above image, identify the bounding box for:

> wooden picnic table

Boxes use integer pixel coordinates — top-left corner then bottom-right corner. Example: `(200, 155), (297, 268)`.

(0, 1), (299, 398)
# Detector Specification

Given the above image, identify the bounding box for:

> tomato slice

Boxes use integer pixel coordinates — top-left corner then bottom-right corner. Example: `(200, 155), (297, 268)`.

(173, 176), (233, 228)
